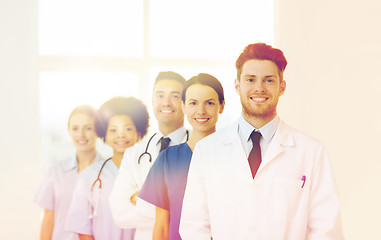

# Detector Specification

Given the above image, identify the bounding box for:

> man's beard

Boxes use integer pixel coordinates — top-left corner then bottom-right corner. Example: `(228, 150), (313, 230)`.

(240, 97), (277, 121)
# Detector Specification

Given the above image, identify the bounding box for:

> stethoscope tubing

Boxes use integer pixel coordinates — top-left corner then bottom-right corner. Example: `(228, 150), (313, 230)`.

(89, 157), (112, 219)
(137, 133), (157, 164)
(91, 157), (112, 191)
(137, 130), (189, 164)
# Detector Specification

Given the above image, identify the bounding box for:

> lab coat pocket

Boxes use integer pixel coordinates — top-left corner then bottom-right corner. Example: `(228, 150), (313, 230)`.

(271, 178), (306, 222)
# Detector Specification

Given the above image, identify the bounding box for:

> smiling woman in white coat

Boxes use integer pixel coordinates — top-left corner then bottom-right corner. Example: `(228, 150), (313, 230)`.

(179, 43), (345, 240)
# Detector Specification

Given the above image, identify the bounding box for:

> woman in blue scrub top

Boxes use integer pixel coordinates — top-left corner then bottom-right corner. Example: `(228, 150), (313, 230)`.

(65, 97), (149, 240)
(34, 105), (102, 240)
(139, 73), (225, 240)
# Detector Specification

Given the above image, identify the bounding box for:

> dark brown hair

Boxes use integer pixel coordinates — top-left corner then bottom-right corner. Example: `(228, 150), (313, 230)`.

(154, 71), (186, 86)
(182, 73), (224, 104)
(95, 97), (149, 142)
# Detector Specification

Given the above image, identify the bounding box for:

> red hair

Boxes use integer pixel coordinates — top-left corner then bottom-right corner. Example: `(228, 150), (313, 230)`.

(235, 43), (287, 80)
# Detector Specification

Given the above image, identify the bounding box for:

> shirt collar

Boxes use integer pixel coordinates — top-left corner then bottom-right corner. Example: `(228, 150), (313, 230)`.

(238, 114), (279, 144)
(155, 126), (188, 146)
(62, 154), (78, 171)
(62, 151), (103, 171)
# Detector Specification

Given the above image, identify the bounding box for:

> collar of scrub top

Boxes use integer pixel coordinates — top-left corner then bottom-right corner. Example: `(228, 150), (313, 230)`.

(238, 115), (279, 155)
(154, 126), (189, 147)
(62, 151), (103, 172)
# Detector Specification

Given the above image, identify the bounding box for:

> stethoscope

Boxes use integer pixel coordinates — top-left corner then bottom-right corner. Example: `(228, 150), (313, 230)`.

(88, 157), (112, 219)
(137, 130), (189, 164)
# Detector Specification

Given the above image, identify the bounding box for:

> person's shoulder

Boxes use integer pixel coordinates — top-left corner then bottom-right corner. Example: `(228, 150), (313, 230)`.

(48, 156), (73, 171)
(198, 122), (237, 146)
(83, 159), (105, 175)
(166, 142), (188, 153)
(164, 143), (190, 160)
(120, 132), (158, 169)
(154, 143), (190, 172)
(125, 132), (156, 155)
(38, 157), (75, 182)
(156, 143), (185, 162)
(77, 160), (106, 186)
(280, 121), (324, 147)
(121, 135), (151, 163)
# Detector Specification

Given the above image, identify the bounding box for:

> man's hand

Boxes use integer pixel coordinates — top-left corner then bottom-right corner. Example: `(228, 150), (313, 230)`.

(130, 191), (139, 205)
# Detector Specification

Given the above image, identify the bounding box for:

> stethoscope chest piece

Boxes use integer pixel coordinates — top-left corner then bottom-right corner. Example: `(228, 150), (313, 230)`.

(138, 151), (153, 164)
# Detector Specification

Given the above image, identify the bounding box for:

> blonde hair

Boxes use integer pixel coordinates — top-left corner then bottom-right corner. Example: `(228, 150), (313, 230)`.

(68, 105), (97, 127)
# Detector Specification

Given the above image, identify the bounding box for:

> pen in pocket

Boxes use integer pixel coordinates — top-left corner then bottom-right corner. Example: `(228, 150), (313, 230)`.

(301, 175), (306, 188)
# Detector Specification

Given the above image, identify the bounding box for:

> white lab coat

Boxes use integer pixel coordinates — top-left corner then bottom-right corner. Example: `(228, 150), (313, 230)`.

(179, 120), (344, 240)
(109, 127), (188, 240)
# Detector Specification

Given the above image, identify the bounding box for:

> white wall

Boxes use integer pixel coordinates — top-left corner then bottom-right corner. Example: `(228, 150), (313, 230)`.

(275, 0), (381, 239)
(0, 0), (41, 239)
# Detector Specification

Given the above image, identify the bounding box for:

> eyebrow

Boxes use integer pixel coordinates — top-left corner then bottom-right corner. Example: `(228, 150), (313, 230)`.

(242, 74), (277, 78)
(70, 123), (92, 127)
(109, 123), (133, 127)
(188, 98), (216, 102)
(155, 90), (182, 94)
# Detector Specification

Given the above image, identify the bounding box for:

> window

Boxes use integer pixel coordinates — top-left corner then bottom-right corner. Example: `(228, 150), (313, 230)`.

(38, 0), (143, 57)
(38, 0), (274, 163)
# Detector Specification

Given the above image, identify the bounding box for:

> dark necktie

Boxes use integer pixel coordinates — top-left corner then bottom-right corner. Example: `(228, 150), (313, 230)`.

(159, 137), (171, 152)
(248, 131), (262, 179)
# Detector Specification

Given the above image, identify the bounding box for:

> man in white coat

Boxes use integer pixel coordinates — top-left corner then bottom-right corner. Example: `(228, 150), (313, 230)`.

(179, 43), (344, 240)
(110, 71), (189, 240)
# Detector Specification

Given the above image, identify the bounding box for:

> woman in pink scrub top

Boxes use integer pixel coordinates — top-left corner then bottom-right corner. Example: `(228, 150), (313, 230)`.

(34, 105), (103, 240)
(65, 97), (149, 240)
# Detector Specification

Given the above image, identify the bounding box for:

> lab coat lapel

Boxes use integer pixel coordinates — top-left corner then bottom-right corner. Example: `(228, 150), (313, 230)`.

(258, 120), (295, 173)
(221, 122), (253, 179)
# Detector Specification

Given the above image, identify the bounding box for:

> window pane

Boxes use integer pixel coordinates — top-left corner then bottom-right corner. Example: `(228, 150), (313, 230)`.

(149, 0), (274, 59)
(38, 0), (143, 57)
(39, 71), (139, 163)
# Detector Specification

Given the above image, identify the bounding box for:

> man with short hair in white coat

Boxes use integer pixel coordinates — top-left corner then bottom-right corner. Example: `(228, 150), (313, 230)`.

(110, 71), (189, 240)
(179, 43), (344, 240)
